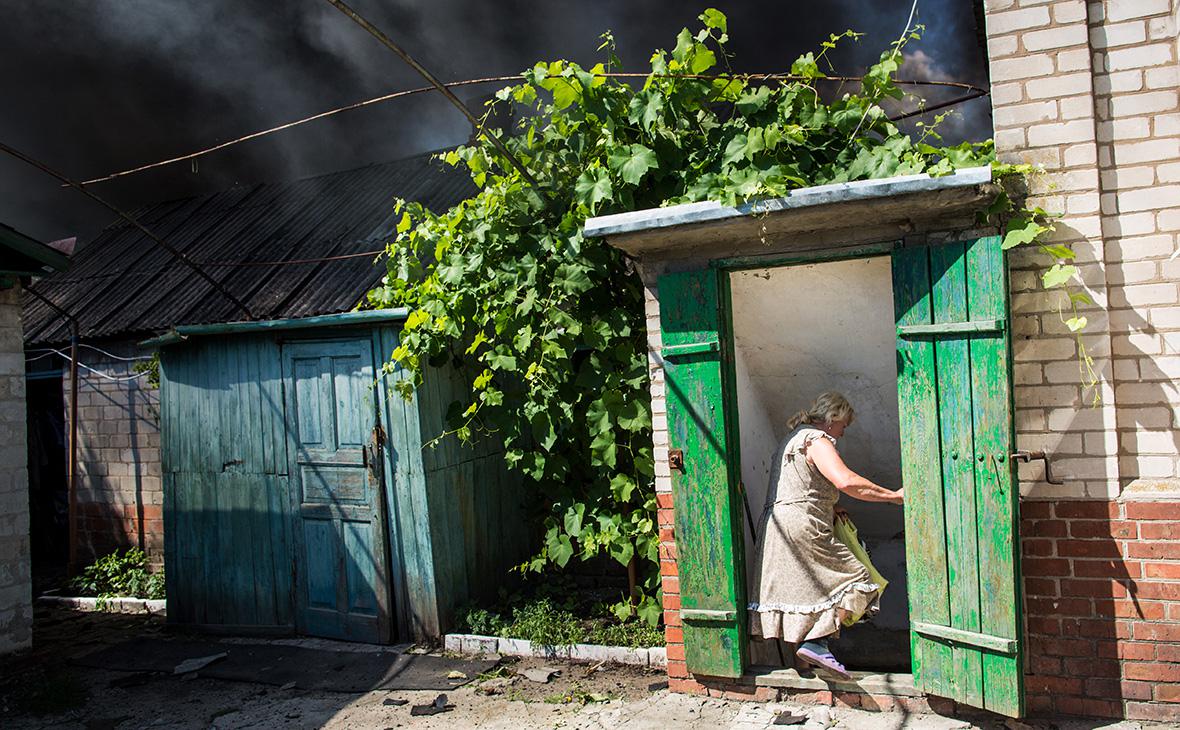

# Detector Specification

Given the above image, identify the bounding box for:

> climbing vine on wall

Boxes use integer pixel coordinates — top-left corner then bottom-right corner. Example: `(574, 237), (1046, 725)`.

(368, 9), (1080, 623)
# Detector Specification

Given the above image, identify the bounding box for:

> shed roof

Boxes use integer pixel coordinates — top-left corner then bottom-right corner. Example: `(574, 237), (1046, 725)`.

(583, 166), (995, 259)
(22, 151), (474, 345)
(1, 223), (70, 276)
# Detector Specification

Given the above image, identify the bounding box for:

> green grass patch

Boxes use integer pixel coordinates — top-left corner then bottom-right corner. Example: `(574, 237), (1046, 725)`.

(457, 579), (664, 648)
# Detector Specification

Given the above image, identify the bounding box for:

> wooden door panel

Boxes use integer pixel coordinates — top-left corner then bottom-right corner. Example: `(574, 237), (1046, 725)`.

(893, 238), (1023, 717)
(283, 338), (392, 643)
(659, 268), (746, 679)
(893, 246), (955, 697)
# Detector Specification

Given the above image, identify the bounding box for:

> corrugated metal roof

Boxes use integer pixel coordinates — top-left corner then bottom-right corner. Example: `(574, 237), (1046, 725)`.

(22, 151), (474, 345)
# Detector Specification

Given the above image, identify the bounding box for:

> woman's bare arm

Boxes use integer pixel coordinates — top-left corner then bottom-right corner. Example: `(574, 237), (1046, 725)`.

(807, 438), (903, 504)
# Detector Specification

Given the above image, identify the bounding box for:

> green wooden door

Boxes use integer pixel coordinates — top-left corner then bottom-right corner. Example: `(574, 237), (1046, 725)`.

(892, 237), (1023, 717)
(659, 268), (746, 678)
(282, 338), (393, 643)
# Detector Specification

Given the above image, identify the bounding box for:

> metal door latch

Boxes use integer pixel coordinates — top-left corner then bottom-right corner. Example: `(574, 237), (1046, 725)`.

(1011, 449), (1063, 485)
(669, 449), (684, 472)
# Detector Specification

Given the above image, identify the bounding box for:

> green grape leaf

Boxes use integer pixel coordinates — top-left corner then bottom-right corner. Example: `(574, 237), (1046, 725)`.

(609, 143), (659, 185)
(575, 167), (613, 211)
(1042, 263), (1079, 289)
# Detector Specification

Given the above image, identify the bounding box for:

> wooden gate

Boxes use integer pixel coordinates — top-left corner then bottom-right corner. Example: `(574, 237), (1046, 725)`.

(282, 338), (394, 643)
(893, 236), (1023, 717)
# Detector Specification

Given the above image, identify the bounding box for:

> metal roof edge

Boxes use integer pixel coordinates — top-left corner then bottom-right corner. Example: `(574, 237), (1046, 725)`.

(141, 308), (410, 347)
(1, 223), (70, 272)
(582, 166), (993, 239)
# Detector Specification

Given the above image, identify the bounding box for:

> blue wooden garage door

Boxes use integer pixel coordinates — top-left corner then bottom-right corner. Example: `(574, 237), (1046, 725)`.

(282, 338), (393, 643)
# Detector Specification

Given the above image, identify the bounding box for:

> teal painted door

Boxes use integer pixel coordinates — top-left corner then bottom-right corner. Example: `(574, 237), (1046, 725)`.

(282, 338), (393, 643)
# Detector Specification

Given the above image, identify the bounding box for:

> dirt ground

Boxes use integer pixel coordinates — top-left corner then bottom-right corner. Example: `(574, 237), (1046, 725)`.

(0, 607), (1165, 730)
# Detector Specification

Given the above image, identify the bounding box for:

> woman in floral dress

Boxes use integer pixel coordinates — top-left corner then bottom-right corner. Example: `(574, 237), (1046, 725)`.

(748, 392), (904, 679)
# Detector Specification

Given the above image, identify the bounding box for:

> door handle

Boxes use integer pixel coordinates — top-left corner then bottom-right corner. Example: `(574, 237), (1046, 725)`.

(364, 438), (382, 484)
(1011, 449), (1063, 485)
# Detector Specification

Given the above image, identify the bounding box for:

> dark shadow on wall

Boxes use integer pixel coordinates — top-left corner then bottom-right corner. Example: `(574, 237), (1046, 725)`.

(1019, 500), (1142, 719)
(25, 369), (68, 594)
(1008, 201), (1172, 718)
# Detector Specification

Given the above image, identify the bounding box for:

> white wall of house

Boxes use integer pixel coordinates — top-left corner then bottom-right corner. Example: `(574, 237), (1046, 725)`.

(729, 257), (905, 540)
(987, 0), (1180, 499)
(731, 345), (777, 573)
(0, 283), (32, 654)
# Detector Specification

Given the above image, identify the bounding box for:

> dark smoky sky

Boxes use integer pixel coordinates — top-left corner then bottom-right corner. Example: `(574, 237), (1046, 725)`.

(0, 0), (991, 244)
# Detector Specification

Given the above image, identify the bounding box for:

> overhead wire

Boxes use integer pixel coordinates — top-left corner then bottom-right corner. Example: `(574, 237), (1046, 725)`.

(24, 347), (148, 382)
(76, 73), (987, 188)
(322, 0), (546, 194)
(26, 344), (154, 361)
(0, 140), (256, 320)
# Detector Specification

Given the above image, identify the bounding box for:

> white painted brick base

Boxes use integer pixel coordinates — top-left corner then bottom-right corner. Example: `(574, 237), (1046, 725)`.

(444, 633), (665, 668)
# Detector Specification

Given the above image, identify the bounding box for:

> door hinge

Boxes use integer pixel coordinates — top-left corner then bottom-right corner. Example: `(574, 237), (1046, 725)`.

(668, 449), (684, 472)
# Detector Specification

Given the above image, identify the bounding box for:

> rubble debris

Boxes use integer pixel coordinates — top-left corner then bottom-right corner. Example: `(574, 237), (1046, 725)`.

(173, 652), (228, 675)
(409, 694), (453, 716)
(771, 710), (807, 725)
(476, 677), (515, 695)
(520, 667), (561, 683)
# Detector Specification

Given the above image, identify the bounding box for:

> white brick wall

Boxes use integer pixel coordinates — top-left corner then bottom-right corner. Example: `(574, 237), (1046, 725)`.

(0, 284), (32, 654)
(986, 0), (1180, 498)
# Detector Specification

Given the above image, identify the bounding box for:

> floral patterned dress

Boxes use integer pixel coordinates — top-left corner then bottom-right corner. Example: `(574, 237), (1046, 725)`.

(747, 426), (881, 642)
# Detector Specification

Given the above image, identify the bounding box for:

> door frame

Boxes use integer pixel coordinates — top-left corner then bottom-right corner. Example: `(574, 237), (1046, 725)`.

(703, 237), (1022, 697)
(277, 330), (402, 644)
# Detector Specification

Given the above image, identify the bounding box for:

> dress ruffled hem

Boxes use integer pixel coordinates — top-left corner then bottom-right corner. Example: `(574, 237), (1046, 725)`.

(748, 581), (881, 643)
(747, 581), (880, 614)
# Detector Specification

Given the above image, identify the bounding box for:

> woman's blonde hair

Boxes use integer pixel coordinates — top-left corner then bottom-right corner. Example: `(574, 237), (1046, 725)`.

(787, 391), (855, 431)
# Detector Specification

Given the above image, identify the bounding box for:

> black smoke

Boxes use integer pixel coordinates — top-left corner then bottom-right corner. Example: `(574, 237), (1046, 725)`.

(0, 0), (990, 243)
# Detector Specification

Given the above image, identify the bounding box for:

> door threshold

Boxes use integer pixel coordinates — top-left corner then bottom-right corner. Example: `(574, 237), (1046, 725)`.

(745, 666), (921, 697)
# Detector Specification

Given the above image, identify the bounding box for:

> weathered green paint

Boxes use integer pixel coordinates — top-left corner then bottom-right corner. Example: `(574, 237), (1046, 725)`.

(965, 236), (1022, 717)
(412, 359), (532, 635)
(912, 621), (1017, 655)
(160, 321), (531, 643)
(891, 238), (1023, 718)
(896, 319), (1004, 337)
(893, 246), (954, 699)
(931, 240), (985, 709)
(659, 268), (746, 678)
(160, 335), (293, 632)
(141, 309), (410, 347)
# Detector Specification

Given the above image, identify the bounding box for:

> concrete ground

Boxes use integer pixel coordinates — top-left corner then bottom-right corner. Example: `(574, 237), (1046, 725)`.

(0, 607), (1164, 730)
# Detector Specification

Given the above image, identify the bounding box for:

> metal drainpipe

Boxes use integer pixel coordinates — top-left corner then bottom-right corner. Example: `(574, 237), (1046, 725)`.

(66, 327), (79, 575)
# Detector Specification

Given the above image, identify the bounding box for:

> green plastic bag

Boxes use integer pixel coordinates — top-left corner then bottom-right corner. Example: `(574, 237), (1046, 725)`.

(833, 514), (888, 627)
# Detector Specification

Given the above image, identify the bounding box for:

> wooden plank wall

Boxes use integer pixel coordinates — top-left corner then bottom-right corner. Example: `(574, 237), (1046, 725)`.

(160, 334), (293, 630)
(412, 358), (534, 635)
(162, 325), (528, 640)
